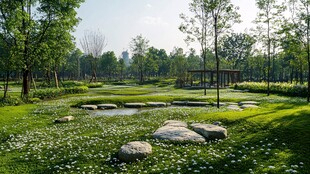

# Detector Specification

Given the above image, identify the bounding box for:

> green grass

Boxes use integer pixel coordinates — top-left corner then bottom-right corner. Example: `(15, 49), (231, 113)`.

(0, 85), (309, 173)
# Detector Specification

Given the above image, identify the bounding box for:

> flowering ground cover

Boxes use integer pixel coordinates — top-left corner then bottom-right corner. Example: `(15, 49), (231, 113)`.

(0, 85), (309, 173)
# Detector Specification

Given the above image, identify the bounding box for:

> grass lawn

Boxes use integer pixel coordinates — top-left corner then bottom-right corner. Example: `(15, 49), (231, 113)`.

(0, 85), (309, 173)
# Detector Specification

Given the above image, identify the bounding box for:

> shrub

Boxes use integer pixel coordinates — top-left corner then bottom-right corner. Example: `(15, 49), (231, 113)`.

(235, 82), (307, 97)
(86, 82), (103, 88)
(62, 81), (85, 87)
(32, 86), (88, 100)
(0, 96), (24, 106)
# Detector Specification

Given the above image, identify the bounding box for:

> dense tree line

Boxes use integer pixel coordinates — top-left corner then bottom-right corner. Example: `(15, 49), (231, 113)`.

(1, 0), (310, 102)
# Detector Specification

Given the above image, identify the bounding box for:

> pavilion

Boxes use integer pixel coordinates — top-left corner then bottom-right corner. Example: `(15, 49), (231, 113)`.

(188, 69), (241, 88)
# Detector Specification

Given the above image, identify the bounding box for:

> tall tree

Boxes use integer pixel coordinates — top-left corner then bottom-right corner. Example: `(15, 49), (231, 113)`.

(80, 30), (107, 83)
(209, 0), (241, 108)
(289, 0), (310, 101)
(180, 0), (211, 95)
(255, 0), (285, 96)
(219, 33), (255, 70)
(130, 34), (149, 84)
(100, 51), (118, 80)
(0, 0), (84, 100)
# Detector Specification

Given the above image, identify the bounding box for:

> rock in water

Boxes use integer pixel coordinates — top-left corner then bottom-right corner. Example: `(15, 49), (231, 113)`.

(153, 126), (205, 143)
(163, 120), (188, 127)
(118, 141), (152, 162)
(146, 102), (167, 107)
(124, 103), (146, 108)
(80, 105), (98, 110)
(190, 123), (227, 140)
(97, 104), (117, 109)
(54, 116), (75, 123)
(238, 101), (260, 106)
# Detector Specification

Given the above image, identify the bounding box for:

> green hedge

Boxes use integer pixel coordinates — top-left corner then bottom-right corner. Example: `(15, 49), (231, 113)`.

(32, 86), (88, 100)
(234, 82), (307, 97)
(86, 82), (103, 88)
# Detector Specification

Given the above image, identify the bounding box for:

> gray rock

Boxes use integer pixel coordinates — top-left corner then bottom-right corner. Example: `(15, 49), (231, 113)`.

(153, 126), (205, 143)
(239, 101), (260, 106)
(146, 102), (167, 107)
(124, 103), (146, 108)
(172, 101), (188, 106)
(187, 101), (209, 106)
(240, 104), (259, 109)
(212, 102), (226, 106)
(54, 116), (75, 123)
(80, 105), (98, 110)
(190, 123), (227, 140)
(163, 120), (188, 127)
(118, 141), (152, 162)
(226, 102), (239, 105)
(97, 104), (117, 109)
(227, 105), (243, 111)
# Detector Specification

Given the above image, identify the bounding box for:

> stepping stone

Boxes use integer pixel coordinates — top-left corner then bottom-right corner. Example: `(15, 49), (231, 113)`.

(227, 105), (243, 111)
(163, 120), (187, 127)
(187, 101), (209, 106)
(80, 105), (97, 110)
(54, 116), (75, 123)
(146, 102), (167, 107)
(153, 126), (205, 143)
(118, 141), (152, 162)
(190, 123), (227, 140)
(212, 102), (226, 106)
(226, 102), (239, 105)
(240, 104), (259, 109)
(97, 104), (117, 109)
(124, 103), (146, 108)
(172, 101), (188, 106)
(239, 101), (260, 106)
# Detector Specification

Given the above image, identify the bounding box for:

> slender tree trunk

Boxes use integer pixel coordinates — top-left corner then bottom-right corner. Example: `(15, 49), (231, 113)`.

(215, 17), (220, 109)
(267, 21), (271, 96)
(22, 69), (30, 100)
(307, 8), (310, 102)
(54, 68), (59, 89)
(203, 52), (206, 95)
(3, 71), (10, 99)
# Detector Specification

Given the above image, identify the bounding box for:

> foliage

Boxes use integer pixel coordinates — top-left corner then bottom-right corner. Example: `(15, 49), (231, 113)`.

(235, 82), (308, 97)
(0, 0), (84, 98)
(0, 96), (23, 107)
(86, 83), (103, 88)
(32, 86), (88, 100)
(219, 33), (255, 69)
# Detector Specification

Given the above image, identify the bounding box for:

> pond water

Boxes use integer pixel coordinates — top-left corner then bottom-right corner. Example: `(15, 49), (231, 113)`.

(88, 106), (209, 117)
(89, 108), (140, 116)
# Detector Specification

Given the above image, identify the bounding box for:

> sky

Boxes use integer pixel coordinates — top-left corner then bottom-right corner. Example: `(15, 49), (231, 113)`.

(73, 0), (258, 57)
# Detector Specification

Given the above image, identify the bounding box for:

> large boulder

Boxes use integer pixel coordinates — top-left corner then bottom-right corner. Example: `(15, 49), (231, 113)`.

(97, 104), (117, 109)
(238, 101), (260, 106)
(163, 120), (188, 127)
(190, 123), (227, 140)
(146, 102), (167, 107)
(118, 141), (152, 162)
(153, 126), (205, 143)
(54, 116), (75, 123)
(124, 103), (146, 108)
(80, 105), (97, 110)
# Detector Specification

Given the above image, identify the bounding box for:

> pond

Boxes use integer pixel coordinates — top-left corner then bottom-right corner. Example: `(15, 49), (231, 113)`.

(88, 106), (210, 117)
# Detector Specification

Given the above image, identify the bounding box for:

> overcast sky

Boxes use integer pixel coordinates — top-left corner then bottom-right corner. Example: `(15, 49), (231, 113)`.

(73, 0), (258, 57)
